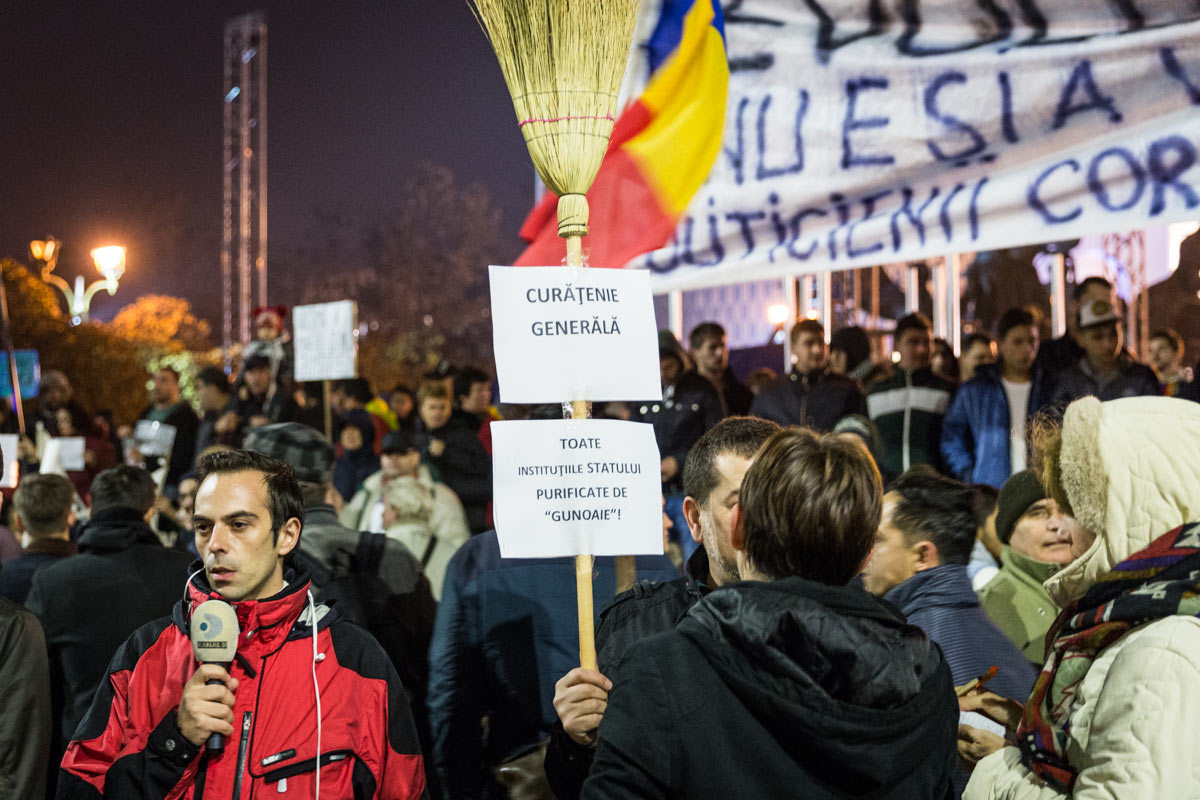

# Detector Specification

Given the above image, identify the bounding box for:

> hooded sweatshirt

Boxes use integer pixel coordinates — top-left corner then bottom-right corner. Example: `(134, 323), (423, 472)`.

(582, 578), (958, 799)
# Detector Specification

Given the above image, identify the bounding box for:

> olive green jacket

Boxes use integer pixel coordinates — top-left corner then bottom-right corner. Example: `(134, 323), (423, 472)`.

(976, 545), (1062, 664)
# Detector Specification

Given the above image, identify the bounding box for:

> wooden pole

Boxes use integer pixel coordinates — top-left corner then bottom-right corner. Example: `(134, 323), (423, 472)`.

(565, 235), (598, 671)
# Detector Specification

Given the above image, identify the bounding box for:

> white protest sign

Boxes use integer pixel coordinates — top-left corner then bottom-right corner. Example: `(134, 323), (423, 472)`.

(0, 434), (18, 488)
(56, 437), (86, 471)
(134, 420), (177, 459)
(492, 419), (663, 558)
(292, 301), (358, 382)
(489, 266), (662, 403)
(625, 0), (1200, 291)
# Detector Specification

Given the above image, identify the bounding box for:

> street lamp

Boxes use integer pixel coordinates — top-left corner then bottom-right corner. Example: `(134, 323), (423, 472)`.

(29, 237), (126, 325)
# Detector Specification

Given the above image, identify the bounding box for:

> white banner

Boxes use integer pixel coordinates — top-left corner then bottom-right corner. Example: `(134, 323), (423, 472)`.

(292, 301), (358, 382)
(492, 419), (664, 558)
(489, 266), (662, 403)
(637, 1), (1200, 291)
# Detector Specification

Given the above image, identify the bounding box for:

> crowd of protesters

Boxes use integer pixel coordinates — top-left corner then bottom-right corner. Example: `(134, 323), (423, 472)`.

(1, 280), (1199, 799)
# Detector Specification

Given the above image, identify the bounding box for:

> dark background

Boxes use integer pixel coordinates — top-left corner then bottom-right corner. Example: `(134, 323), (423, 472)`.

(0, 1), (533, 323)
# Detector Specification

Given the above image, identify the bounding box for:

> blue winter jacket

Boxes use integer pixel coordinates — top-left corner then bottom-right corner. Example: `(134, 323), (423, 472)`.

(883, 565), (1036, 702)
(426, 530), (677, 800)
(940, 363), (1048, 488)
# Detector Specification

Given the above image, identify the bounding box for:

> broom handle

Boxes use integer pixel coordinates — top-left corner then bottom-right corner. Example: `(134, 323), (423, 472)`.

(565, 233), (599, 671)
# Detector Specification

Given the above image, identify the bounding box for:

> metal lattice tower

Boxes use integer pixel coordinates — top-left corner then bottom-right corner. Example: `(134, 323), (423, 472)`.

(222, 13), (268, 362)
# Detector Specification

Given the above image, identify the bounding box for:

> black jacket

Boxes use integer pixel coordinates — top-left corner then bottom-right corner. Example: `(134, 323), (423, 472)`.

(710, 367), (754, 417)
(631, 371), (724, 493)
(750, 368), (867, 432)
(25, 508), (194, 748)
(0, 596), (51, 800)
(545, 549), (711, 800)
(581, 578), (958, 800)
(1048, 353), (1162, 407)
(422, 419), (492, 534)
(0, 538), (76, 604)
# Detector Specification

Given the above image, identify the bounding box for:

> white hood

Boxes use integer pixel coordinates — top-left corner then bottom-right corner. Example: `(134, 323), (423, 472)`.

(1044, 396), (1200, 607)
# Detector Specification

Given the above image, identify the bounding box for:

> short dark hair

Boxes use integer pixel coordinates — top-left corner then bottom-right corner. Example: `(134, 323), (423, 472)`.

(195, 366), (231, 394)
(155, 366), (180, 383)
(682, 417), (780, 507)
(1072, 276), (1112, 303)
(195, 449), (304, 542)
(1150, 328), (1184, 353)
(453, 366), (490, 404)
(997, 308), (1036, 342)
(15, 473), (75, 536)
(689, 322), (725, 351)
(895, 313), (932, 341)
(969, 483), (999, 530)
(90, 465), (157, 515)
(739, 427), (883, 585)
(888, 471), (977, 566)
(962, 332), (994, 353)
(789, 318), (824, 345)
(334, 378), (373, 404)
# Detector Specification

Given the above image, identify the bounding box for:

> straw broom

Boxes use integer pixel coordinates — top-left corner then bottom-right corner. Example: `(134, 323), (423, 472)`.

(471, 0), (639, 671)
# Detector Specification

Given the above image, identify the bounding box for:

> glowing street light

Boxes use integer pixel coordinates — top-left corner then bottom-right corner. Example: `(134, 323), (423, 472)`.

(29, 237), (126, 325)
(766, 304), (789, 326)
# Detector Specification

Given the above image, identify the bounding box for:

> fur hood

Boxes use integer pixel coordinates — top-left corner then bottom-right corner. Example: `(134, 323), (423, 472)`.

(1044, 396), (1200, 606)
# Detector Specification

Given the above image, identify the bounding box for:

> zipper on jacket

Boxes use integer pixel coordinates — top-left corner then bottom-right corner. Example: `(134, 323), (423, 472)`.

(232, 711), (252, 800)
(799, 373), (809, 428)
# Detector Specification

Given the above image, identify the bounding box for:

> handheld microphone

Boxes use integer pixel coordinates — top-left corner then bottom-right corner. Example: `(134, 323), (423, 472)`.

(190, 599), (240, 752)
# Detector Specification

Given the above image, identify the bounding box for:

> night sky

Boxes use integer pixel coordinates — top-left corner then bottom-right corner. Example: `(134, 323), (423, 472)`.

(0, 1), (533, 323)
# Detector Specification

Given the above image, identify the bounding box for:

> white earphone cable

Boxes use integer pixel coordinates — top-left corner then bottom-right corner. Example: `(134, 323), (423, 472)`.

(307, 590), (322, 800)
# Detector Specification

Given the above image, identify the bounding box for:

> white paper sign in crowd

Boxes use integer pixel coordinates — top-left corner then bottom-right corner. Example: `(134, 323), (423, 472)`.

(489, 266), (662, 403)
(491, 419), (664, 558)
(292, 300), (358, 382)
(0, 434), (17, 489)
(628, 0), (1200, 291)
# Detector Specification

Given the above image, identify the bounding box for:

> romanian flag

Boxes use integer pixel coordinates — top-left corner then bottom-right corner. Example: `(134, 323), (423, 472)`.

(515, 0), (728, 268)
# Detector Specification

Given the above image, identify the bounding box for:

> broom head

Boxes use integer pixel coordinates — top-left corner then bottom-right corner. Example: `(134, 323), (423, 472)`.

(471, 0), (639, 239)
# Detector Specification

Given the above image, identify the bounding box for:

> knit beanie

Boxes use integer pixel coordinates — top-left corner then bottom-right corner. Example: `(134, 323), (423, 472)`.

(995, 470), (1045, 544)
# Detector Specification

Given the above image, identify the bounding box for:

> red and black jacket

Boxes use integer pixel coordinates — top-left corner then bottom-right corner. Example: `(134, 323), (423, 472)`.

(57, 568), (426, 799)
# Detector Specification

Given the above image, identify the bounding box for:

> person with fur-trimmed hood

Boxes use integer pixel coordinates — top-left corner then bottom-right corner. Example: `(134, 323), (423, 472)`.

(961, 396), (1200, 799)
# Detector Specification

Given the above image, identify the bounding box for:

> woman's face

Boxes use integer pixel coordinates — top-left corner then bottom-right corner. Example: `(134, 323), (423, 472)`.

(1058, 513), (1097, 561)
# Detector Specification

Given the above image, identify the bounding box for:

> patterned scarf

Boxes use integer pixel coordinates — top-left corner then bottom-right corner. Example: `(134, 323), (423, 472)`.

(1017, 522), (1200, 791)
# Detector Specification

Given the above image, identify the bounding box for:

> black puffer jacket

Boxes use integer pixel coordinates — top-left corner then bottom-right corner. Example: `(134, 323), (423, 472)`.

(582, 578), (957, 799)
(750, 368), (867, 432)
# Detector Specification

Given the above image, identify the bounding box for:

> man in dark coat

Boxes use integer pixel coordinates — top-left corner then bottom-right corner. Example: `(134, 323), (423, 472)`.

(632, 331), (724, 497)
(689, 322), (753, 416)
(26, 466), (194, 750)
(1048, 299), (1161, 407)
(750, 318), (866, 432)
(545, 417), (780, 799)
(427, 531), (676, 799)
(582, 428), (958, 799)
(137, 367), (199, 496)
(0, 473), (77, 604)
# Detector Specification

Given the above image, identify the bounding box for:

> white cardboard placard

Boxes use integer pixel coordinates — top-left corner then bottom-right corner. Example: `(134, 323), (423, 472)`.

(489, 266), (662, 403)
(57, 437), (86, 471)
(292, 300), (358, 382)
(0, 434), (18, 488)
(492, 419), (663, 558)
(134, 420), (177, 459)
